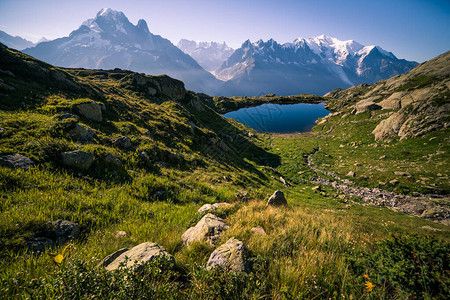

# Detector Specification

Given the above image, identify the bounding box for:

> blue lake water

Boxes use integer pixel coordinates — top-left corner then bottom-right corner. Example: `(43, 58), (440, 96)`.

(223, 103), (330, 133)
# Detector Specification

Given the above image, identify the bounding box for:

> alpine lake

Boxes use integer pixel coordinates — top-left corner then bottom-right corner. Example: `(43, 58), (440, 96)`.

(223, 102), (330, 133)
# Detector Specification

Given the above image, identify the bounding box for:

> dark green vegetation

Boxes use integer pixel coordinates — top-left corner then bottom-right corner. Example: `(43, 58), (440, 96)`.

(0, 44), (449, 299)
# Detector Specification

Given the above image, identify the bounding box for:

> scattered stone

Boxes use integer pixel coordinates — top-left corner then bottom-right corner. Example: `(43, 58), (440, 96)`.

(48, 219), (80, 245)
(206, 238), (247, 273)
(113, 136), (133, 150)
(114, 231), (127, 238)
(235, 191), (249, 202)
(389, 179), (400, 185)
(267, 190), (287, 206)
(279, 176), (290, 186)
(73, 101), (103, 122)
(354, 163), (361, 167)
(339, 144), (345, 148)
(181, 213), (229, 245)
(312, 185), (322, 191)
(347, 171), (355, 177)
(137, 149), (150, 160)
(27, 237), (54, 253)
(250, 226), (266, 235)
(354, 99), (382, 114)
(197, 203), (231, 214)
(0, 127), (5, 136)
(104, 153), (122, 167)
(102, 242), (174, 271)
(69, 124), (96, 143)
(421, 225), (441, 232)
(61, 150), (94, 170)
(0, 154), (35, 170)
(379, 155), (387, 159)
(394, 171), (411, 177)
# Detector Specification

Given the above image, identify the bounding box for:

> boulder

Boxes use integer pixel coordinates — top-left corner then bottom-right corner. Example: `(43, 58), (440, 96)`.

(97, 248), (129, 268)
(267, 190), (287, 206)
(48, 219), (80, 245)
(197, 203), (231, 214)
(103, 153), (122, 167)
(113, 136), (133, 150)
(206, 238), (247, 273)
(0, 153), (34, 170)
(73, 101), (102, 122)
(378, 92), (403, 110)
(61, 150), (94, 170)
(181, 213), (229, 245)
(102, 242), (174, 271)
(68, 124), (96, 143)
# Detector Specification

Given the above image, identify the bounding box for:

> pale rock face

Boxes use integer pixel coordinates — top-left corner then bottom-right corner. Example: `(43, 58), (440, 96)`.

(197, 203), (231, 214)
(372, 112), (406, 141)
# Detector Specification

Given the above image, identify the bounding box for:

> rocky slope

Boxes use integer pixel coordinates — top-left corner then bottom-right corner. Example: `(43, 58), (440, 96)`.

(23, 8), (221, 94)
(325, 50), (450, 141)
(216, 36), (418, 96)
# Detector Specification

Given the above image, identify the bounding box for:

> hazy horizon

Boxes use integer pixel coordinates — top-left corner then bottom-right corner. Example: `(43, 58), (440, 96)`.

(0, 0), (449, 63)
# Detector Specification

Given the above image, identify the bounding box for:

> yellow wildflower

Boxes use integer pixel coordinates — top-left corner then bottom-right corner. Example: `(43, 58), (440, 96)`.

(365, 281), (374, 292)
(48, 243), (72, 266)
(363, 274), (369, 280)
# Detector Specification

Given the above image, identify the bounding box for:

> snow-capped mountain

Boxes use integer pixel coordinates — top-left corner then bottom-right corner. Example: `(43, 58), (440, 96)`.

(216, 35), (418, 96)
(0, 30), (35, 50)
(177, 39), (234, 72)
(23, 8), (221, 94)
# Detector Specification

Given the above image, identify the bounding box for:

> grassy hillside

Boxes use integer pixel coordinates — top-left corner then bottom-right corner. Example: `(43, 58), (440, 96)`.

(0, 44), (448, 299)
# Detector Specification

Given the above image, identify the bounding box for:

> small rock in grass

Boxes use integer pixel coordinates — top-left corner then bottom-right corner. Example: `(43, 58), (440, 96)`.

(267, 190), (287, 206)
(27, 237), (54, 253)
(113, 136), (133, 150)
(347, 171), (355, 177)
(114, 231), (127, 238)
(61, 150), (94, 170)
(250, 226), (266, 235)
(197, 203), (230, 214)
(48, 219), (80, 245)
(389, 179), (400, 185)
(0, 153), (35, 170)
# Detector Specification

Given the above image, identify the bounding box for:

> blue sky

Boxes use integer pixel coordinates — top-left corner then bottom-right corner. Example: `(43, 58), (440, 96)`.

(0, 0), (448, 62)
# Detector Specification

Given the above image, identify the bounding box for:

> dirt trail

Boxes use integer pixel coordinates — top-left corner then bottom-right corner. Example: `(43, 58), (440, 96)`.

(307, 150), (449, 226)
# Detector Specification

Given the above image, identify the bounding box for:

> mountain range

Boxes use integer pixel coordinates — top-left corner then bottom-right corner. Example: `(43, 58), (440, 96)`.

(19, 8), (418, 96)
(23, 8), (220, 94)
(0, 30), (35, 50)
(215, 35), (418, 96)
(177, 39), (234, 72)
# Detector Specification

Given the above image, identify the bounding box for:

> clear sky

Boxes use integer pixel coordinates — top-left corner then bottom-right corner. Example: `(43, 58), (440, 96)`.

(0, 0), (448, 62)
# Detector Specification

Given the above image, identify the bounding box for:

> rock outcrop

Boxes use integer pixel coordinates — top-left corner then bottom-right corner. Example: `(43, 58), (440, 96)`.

(181, 214), (229, 245)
